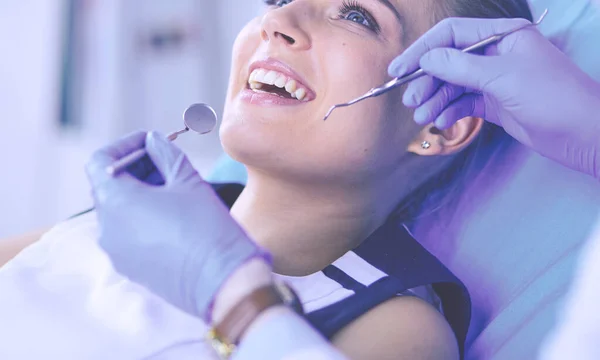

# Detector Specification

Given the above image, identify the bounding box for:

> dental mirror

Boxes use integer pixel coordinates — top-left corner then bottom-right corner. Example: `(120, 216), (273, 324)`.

(168, 103), (218, 141)
(106, 103), (218, 176)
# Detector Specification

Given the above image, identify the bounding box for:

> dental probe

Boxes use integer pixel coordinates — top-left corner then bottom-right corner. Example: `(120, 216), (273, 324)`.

(323, 9), (549, 121)
(106, 103), (217, 176)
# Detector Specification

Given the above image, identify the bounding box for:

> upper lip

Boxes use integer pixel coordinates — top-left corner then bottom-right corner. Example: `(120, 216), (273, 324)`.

(248, 57), (316, 98)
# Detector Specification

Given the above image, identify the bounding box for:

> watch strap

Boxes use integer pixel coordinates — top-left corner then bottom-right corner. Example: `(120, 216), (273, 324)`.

(207, 282), (303, 359)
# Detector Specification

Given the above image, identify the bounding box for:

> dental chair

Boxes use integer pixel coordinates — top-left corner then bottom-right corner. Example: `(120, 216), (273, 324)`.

(207, 2), (600, 358)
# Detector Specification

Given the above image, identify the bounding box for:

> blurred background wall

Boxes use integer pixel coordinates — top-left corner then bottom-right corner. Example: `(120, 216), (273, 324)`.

(0, 0), (261, 239)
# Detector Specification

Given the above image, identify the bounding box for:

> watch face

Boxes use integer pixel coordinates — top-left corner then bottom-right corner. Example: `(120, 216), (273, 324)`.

(206, 329), (236, 358)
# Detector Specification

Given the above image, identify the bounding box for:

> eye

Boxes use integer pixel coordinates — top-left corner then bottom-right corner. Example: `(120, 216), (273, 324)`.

(345, 11), (369, 26)
(263, 0), (292, 6)
(338, 0), (381, 33)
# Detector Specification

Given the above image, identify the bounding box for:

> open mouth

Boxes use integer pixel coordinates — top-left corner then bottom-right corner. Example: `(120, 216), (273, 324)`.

(247, 68), (312, 102)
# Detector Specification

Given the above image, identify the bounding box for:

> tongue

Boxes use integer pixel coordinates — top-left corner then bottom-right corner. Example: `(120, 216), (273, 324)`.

(261, 84), (294, 99)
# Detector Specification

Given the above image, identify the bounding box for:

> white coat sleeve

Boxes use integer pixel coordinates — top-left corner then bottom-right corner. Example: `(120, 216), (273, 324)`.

(234, 307), (348, 360)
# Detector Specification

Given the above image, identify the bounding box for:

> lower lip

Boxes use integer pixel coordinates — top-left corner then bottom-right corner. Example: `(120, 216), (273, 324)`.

(239, 88), (308, 106)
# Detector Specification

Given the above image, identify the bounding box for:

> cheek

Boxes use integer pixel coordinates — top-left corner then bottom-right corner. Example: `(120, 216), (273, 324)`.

(323, 40), (396, 98)
(316, 45), (408, 160)
(310, 103), (397, 172)
(227, 20), (261, 90)
(320, 92), (419, 172)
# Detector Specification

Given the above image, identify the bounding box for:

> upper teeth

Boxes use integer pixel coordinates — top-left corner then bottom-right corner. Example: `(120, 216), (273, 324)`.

(249, 69), (309, 101)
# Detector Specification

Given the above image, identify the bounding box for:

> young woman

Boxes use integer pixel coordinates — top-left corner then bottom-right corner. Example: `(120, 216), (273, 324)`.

(0, 0), (534, 359)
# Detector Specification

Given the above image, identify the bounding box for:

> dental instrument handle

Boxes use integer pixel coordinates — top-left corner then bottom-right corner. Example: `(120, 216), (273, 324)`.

(461, 35), (503, 53)
(105, 148), (148, 176)
(460, 12), (548, 52)
(371, 68), (427, 97)
(105, 129), (187, 176)
(167, 128), (189, 141)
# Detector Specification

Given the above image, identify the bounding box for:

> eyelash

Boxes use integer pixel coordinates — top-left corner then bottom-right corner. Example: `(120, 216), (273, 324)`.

(262, 0), (381, 33)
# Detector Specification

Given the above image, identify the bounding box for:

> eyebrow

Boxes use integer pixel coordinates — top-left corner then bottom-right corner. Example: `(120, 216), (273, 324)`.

(376, 0), (404, 24)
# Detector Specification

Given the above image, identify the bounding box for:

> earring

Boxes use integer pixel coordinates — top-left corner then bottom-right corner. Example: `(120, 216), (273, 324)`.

(421, 141), (431, 150)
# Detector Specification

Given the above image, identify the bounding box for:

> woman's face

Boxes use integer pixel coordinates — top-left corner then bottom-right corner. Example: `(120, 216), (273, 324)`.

(221, 0), (433, 184)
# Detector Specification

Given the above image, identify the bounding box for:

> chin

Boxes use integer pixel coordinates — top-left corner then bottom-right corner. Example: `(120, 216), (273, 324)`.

(220, 125), (370, 186)
(219, 112), (277, 167)
(219, 100), (299, 164)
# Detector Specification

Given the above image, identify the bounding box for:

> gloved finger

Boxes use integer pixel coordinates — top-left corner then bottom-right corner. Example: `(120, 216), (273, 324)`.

(125, 154), (165, 186)
(433, 93), (486, 130)
(97, 131), (148, 161)
(85, 132), (149, 191)
(413, 83), (466, 125)
(84, 131), (165, 185)
(388, 17), (531, 77)
(419, 48), (503, 91)
(145, 131), (203, 186)
(403, 75), (442, 108)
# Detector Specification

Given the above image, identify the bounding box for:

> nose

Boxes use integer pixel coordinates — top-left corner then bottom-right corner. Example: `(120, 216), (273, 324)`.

(260, 6), (311, 51)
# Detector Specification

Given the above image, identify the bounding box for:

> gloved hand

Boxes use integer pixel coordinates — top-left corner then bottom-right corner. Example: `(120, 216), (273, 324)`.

(388, 17), (600, 179)
(85, 131), (271, 322)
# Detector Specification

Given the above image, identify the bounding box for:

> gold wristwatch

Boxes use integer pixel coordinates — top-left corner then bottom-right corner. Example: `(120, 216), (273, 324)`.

(206, 281), (303, 359)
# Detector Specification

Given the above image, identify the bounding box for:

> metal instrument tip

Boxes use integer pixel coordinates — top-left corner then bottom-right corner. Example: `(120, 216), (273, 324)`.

(323, 105), (337, 121)
(535, 9), (549, 25)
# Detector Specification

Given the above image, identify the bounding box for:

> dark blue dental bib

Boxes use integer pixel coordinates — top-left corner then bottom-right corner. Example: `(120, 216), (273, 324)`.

(75, 182), (471, 358)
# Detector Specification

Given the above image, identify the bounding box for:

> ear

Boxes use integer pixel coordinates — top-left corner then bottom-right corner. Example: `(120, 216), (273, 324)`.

(408, 117), (484, 156)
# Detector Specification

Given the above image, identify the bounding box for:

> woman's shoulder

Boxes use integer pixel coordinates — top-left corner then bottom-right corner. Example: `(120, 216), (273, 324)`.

(0, 228), (49, 268)
(332, 294), (459, 359)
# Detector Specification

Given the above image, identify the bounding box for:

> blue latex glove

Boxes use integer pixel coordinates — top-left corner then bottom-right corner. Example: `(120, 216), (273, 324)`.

(388, 17), (600, 179)
(85, 131), (271, 322)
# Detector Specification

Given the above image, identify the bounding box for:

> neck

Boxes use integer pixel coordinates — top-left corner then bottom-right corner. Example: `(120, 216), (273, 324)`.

(230, 169), (408, 276)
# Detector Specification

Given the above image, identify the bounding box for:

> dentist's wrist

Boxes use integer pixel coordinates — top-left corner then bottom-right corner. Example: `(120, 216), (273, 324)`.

(208, 257), (304, 359)
(211, 258), (274, 326)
